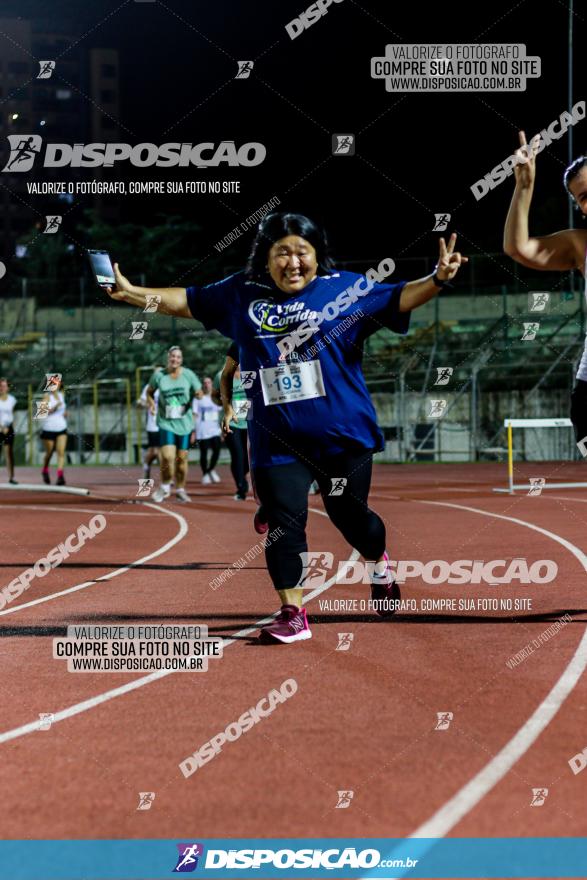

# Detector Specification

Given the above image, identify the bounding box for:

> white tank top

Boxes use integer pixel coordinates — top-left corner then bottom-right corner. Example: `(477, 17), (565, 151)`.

(193, 394), (222, 440)
(43, 391), (67, 431)
(0, 394), (16, 427)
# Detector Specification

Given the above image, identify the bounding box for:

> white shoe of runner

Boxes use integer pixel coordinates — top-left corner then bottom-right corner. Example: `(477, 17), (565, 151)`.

(152, 485), (171, 503)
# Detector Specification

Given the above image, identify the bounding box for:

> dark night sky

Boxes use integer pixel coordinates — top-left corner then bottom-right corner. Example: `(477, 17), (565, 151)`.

(0, 0), (584, 269)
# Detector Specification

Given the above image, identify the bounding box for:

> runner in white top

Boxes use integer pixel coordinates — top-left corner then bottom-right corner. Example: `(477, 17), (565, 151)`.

(504, 136), (587, 448)
(40, 377), (68, 485)
(191, 376), (222, 484)
(0, 378), (18, 483)
(138, 367), (162, 480)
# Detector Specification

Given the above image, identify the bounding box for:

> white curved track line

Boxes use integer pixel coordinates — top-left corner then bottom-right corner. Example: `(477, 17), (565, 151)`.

(409, 500), (587, 839)
(0, 508), (358, 745)
(0, 502), (188, 617)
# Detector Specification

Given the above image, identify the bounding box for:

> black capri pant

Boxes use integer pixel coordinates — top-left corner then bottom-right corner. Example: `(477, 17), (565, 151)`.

(253, 448), (385, 591)
(224, 427), (249, 496)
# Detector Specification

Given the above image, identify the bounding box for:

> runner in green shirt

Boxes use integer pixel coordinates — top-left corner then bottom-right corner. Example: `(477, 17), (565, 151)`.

(148, 346), (202, 503)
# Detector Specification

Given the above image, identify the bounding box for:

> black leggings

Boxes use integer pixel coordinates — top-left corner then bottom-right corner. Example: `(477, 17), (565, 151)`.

(570, 379), (587, 446)
(199, 436), (220, 474)
(253, 449), (385, 591)
(225, 428), (249, 495)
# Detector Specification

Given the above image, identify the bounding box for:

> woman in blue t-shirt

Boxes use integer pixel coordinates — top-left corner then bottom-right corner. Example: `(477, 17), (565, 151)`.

(106, 213), (467, 644)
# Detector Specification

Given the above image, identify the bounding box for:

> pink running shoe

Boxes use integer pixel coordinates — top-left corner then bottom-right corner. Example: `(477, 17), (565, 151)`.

(370, 551), (401, 618)
(260, 605), (312, 644)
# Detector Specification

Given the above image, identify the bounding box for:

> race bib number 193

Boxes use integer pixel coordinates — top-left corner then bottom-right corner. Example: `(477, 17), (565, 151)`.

(260, 360), (326, 406)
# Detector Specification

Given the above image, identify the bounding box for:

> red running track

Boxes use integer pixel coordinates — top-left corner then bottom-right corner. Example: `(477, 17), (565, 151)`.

(0, 461), (585, 847)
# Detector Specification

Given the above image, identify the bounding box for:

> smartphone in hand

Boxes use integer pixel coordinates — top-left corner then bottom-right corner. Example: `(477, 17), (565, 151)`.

(87, 249), (115, 288)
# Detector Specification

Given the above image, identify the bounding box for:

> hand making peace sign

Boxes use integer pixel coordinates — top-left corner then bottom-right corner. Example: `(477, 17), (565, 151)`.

(436, 232), (469, 282)
(513, 130), (540, 190)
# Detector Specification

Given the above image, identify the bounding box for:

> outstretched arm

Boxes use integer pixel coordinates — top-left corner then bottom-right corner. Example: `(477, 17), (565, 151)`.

(105, 264), (192, 318)
(504, 131), (586, 271)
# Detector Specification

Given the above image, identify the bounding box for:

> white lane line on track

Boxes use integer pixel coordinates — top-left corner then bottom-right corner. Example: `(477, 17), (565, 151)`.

(0, 502), (188, 617)
(408, 500), (587, 839)
(0, 508), (358, 745)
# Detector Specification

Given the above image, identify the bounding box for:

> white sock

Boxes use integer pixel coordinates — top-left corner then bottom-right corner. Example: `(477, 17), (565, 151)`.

(161, 482), (171, 492)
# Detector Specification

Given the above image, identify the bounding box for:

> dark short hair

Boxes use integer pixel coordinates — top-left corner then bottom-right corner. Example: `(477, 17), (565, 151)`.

(245, 212), (335, 280)
(564, 156), (587, 193)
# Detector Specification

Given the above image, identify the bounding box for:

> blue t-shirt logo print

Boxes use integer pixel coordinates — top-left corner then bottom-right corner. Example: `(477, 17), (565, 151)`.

(185, 271), (410, 469)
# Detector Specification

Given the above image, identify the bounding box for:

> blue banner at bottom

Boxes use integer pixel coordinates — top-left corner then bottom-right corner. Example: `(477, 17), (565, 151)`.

(1, 838), (586, 879)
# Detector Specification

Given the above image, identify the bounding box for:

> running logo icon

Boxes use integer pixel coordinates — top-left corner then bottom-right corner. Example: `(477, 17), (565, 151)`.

(236, 61), (253, 78)
(332, 134), (355, 155)
(433, 213), (451, 231)
(2, 135), (42, 172)
(233, 399), (252, 420)
(34, 401), (50, 420)
(38, 713), (54, 731)
(336, 633), (354, 651)
(130, 321), (148, 340)
(435, 712), (453, 730)
(37, 60), (55, 79)
(329, 477), (347, 496)
(529, 292), (550, 312)
(335, 790), (354, 809)
(521, 322), (540, 341)
(43, 373), (61, 392)
(530, 788), (548, 806)
(577, 436), (587, 458)
(173, 843), (204, 872)
(136, 792), (155, 810)
(299, 551), (334, 589)
(137, 479), (154, 497)
(528, 477), (546, 496)
(143, 294), (161, 313)
(428, 399), (447, 418)
(44, 215), (62, 234)
(240, 371), (257, 389)
(434, 367), (453, 386)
